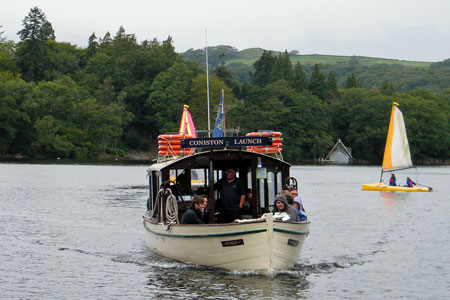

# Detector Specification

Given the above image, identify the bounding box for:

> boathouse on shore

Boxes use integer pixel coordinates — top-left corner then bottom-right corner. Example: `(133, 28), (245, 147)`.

(324, 139), (353, 164)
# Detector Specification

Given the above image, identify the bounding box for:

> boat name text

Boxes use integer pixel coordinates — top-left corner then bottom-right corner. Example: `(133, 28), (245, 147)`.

(181, 136), (270, 148)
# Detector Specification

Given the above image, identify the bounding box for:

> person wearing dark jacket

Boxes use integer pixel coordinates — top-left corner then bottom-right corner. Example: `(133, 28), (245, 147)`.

(273, 194), (300, 222)
(214, 167), (245, 223)
(181, 195), (207, 224)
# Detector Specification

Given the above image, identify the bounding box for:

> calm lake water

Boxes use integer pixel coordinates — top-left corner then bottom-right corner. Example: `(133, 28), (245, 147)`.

(1, 163), (449, 299)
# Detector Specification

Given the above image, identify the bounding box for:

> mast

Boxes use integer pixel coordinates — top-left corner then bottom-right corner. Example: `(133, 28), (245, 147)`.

(205, 29), (211, 137)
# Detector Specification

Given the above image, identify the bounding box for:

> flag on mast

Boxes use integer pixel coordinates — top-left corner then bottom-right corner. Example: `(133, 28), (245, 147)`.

(179, 105), (197, 138)
(213, 90), (225, 137)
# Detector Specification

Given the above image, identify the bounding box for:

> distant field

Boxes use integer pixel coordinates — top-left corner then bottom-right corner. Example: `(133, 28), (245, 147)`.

(226, 54), (431, 67)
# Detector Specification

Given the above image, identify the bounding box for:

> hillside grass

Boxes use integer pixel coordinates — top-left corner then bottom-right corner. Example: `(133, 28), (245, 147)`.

(227, 52), (431, 67)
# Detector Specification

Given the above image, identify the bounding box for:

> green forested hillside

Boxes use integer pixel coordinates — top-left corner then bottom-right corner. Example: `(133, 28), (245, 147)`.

(1, 7), (449, 163)
(183, 46), (449, 93)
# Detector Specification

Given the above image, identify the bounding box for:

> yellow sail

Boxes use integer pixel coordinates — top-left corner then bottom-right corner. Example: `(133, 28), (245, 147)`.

(381, 102), (413, 171)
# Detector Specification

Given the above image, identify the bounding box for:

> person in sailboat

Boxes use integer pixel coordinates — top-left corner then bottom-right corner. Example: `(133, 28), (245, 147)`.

(405, 177), (416, 187)
(180, 195), (208, 224)
(389, 174), (397, 186)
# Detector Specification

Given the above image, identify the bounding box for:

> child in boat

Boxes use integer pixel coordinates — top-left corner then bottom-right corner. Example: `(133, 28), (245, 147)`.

(293, 197), (307, 221)
(389, 174), (397, 186)
(406, 177), (416, 187)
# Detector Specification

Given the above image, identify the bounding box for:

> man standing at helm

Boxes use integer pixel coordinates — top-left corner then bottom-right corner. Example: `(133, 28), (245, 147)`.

(214, 167), (245, 223)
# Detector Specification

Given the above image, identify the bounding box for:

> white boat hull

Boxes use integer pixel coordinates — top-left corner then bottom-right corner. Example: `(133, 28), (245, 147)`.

(143, 213), (309, 272)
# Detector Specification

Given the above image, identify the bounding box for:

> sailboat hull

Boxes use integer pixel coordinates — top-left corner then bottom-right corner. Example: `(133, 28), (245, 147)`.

(362, 182), (431, 192)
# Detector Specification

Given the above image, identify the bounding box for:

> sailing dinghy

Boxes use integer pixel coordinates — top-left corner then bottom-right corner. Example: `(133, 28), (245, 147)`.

(362, 102), (432, 192)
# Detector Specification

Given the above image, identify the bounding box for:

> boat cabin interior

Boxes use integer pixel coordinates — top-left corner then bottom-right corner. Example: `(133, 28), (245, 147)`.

(147, 149), (293, 224)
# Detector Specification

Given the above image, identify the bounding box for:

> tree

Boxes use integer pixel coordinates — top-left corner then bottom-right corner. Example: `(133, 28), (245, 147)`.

(146, 60), (196, 136)
(345, 73), (361, 89)
(326, 71), (338, 93)
(309, 64), (326, 100)
(17, 7), (55, 41)
(291, 62), (307, 92)
(0, 32), (16, 73)
(380, 80), (395, 95)
(328, 89), (394, 161)
(396, 91), (450, 160)
(214, 60), (235, 89)
(272, 51), (293, 82)
(86, 33), (98, 59)
(250, 50), (276, 87)
(16, 7), (56, 82)
(188, 73), (237, 132)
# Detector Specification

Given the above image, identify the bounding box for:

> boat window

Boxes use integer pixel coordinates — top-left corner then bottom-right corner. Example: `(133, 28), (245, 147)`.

(276, 172), (283, 194)
(190, 168), (207, 195)
(246, 172), (252, 189)
(267, 171), (276, 204)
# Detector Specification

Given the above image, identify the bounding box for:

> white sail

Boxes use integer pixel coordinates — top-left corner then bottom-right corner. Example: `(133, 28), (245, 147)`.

(382, 103), (413, 170)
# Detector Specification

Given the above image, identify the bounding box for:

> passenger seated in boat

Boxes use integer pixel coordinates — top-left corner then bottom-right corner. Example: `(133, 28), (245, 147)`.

(290, 188), (305, 212)
(293, 197), (307, 221)
(214, 167), (245, 223)
(172, 171), (192, 196)
(282, 190), (294, 205)
(405, 177), (416, 187)
(180, 195), (208, 224)
(273, 194), (300, 222)
(389, 174), (397, 186)
(289, 188), (298, 199)
(240, 188), (254, 216)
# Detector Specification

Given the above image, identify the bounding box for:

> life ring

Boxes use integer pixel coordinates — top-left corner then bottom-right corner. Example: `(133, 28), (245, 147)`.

(246, 131), (282, 137)
(247, 147), (282, 153)
(158, 145), (183, 151)
(250, 146), (282, 150)
(271, 137), (283, 144)
(158, 134), (194, 140)
(157, 140), (182, 146)
(266, 142), (282, 147)
(158, 149), (192, 156)
(250, 143), (282, 149)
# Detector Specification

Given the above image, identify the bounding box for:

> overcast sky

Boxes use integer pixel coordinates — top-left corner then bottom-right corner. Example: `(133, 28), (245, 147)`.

(2, 0), (450, 62)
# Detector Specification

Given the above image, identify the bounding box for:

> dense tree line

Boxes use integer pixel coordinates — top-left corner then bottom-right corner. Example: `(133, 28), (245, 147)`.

(1, 7), (449, 163)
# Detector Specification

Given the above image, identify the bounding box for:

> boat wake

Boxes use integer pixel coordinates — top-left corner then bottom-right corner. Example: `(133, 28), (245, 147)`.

(292, 255), (364, 276)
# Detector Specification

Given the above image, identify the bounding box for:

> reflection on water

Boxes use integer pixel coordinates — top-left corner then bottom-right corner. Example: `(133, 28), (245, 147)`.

(1, 163), (450, 299)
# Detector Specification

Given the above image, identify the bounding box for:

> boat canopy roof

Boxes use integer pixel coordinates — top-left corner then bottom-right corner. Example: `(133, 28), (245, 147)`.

(148, 149), (290, 173)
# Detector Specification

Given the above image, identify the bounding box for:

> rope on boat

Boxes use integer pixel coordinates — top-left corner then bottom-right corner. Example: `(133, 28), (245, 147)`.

(164, 188), (179, 225)
(150, 188), (166, 219)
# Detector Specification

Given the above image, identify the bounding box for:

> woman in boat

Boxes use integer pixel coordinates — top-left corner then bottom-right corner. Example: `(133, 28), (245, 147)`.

(406, 177), (416, 187)
(241, 188), (253, 215)
(180, 195), (208, 224)
(389, 174), (397, 186)
(273, 194), (300, 222)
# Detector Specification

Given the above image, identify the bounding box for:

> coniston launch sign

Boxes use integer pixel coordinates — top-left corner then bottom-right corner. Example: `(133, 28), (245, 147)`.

(180, 136), (271, 148)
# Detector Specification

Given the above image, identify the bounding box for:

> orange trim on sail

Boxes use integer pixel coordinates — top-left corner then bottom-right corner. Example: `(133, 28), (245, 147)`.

(382, 103), (397, 170)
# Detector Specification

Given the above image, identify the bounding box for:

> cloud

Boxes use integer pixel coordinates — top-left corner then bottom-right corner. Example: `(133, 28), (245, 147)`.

(2, 0), (450, 61)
